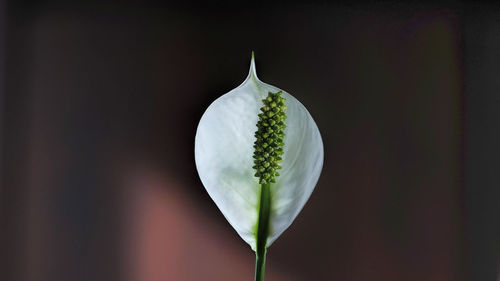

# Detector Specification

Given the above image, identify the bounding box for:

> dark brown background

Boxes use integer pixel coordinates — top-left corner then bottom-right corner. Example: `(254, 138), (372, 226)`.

(1, 1), (499, 281)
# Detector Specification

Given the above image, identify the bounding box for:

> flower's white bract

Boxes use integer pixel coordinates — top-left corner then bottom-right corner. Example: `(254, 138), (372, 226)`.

(195, 55), (323, 250)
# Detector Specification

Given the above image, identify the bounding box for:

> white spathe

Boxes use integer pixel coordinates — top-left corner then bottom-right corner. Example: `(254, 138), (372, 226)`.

(195, 56), (323, 251)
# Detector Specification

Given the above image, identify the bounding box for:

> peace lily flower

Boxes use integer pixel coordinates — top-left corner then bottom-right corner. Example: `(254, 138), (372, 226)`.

(195, 53), (323, 281)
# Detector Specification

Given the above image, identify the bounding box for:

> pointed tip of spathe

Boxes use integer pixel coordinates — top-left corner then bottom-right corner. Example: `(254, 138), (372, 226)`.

(249, 51), (258, 79)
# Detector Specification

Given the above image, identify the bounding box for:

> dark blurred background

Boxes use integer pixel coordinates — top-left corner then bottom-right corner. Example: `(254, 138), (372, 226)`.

(1, 1), (499, 281)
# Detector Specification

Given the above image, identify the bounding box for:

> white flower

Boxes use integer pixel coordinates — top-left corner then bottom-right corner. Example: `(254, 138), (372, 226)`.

(195, 54), (323, 251)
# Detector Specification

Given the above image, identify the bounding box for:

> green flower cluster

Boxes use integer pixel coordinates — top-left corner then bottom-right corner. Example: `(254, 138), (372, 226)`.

(253, 91), (287, 185)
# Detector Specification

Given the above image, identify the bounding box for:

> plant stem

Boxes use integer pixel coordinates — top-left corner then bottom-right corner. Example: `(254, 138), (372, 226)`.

(255, 248), (266, 281)
(254, 183), (271, 281)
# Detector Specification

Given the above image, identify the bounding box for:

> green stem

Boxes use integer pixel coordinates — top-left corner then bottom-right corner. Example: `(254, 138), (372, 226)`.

(254, 183), (271, 281)
(255, 249), (266, 281)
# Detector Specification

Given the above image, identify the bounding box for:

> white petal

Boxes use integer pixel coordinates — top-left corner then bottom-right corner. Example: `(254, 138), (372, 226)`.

(195, 56), (323, 250)
(268, 91), (324, 246)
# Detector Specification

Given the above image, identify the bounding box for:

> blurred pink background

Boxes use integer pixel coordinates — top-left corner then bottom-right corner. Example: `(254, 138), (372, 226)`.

(1, 1), (500, 281)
